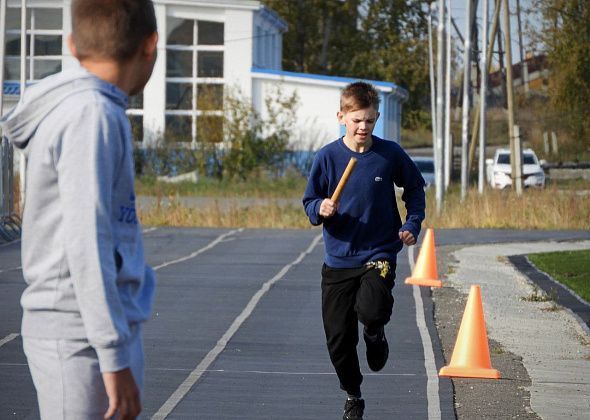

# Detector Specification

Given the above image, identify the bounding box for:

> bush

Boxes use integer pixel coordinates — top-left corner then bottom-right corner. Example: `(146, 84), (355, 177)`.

(134, 85), (305, 180)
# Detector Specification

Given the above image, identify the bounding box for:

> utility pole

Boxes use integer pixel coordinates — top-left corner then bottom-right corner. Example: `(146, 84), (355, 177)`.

(435, 0), (446, 213)
(478, 0), (488, 194)
(428, 4), (437, 157)
(516, 0), (529, 93)
(467, 0), (502, 172)
(444, 0), (452, 190)
(460, 0), (473, 201)
(496, 20), (507, 109)
(502, 0), (522, 195)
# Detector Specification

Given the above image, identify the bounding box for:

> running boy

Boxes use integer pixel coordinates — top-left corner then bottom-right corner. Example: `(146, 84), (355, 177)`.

(303, 82), (426, 420)
(0, 1), (158, 418)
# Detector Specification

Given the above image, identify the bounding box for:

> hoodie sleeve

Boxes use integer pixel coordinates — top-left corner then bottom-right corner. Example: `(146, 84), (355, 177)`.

(55, 101), (130, 373)
(302, 153), (328, 226)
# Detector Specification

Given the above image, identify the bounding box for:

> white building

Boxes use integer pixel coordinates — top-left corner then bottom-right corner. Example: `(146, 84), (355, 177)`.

(1, 0), (408, 150)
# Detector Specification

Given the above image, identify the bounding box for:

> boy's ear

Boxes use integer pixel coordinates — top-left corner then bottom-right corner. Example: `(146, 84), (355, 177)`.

(67, 34), (79, 58)
(336, 111), (345, 125)
(143, 32), (158, 59)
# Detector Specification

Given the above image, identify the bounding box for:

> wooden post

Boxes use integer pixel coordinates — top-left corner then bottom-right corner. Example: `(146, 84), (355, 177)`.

(502, 0), (522, 195)
(551, 132), (558, 155)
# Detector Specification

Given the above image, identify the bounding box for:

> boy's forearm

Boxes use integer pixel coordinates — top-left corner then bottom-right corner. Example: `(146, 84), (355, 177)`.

(400, 186), (426, 239)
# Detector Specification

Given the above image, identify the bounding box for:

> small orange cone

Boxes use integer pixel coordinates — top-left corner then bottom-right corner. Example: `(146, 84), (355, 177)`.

(439, 285), (501, 379)
(405, 228), (442, 287)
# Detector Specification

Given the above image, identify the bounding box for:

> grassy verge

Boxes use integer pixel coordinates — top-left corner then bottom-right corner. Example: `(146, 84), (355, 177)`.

(135, 175), (308, 198)
(138, 179), (590, 230)
(423, 185), (590, 230)
(528, 250), (590, 303)
(139, 200), (309, 229)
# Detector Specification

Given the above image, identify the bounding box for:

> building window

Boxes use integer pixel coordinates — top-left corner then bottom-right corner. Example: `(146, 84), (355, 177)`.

(4, 7), (63, 82)
(165, 17), (224, 145)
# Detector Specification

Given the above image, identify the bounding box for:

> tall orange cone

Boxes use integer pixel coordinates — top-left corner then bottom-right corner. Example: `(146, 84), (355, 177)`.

(405, 228), (442, 287)
(439, 285), (501, 379)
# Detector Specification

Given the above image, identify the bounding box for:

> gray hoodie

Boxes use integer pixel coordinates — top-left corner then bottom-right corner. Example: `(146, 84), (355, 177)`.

(0, 67), (155, 372)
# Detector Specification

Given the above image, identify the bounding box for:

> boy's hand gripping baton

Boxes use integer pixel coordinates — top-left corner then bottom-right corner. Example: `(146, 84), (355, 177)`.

(330, 157), (357, 203)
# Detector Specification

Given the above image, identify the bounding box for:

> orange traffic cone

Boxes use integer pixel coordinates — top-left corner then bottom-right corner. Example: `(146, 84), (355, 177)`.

(439, 285), (501, 379)
(405, 228), (442, 287)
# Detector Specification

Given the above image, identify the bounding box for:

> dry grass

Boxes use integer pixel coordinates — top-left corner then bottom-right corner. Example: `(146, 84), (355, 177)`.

(422, 186), (590, 230)
(138, 199), (310, 229)
(139, 184), (589, 230)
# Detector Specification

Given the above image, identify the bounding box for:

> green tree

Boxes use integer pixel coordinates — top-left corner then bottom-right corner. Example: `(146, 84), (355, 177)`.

(262, 0), (360, 74)
(349, 0), (431, 128)
(263, 0), (431, 129)
(532, 0), (590, 150)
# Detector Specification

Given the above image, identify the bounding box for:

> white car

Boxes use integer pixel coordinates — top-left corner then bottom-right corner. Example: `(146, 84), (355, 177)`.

(486, 148), (546, 189)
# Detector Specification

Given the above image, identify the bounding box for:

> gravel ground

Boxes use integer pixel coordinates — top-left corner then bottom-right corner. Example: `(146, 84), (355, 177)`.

(434, 242), (590, 420)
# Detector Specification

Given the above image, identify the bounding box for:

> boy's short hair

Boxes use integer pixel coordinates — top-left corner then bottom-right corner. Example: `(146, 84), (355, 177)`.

(340, 82), (380, 112)
(71, 0), (157, 62)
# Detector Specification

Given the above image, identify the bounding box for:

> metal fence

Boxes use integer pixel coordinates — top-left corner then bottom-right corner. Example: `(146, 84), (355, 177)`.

(0, 136), (20, 241)
(0, 0), (21, 242)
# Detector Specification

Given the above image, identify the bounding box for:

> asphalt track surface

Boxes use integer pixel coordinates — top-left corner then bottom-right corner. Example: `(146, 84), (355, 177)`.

(1, 228), (589, 419)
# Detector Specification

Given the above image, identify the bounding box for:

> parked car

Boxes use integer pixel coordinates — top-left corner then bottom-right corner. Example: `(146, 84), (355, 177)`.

(411, 156), (435, 189)
(486, 148), (546, 189)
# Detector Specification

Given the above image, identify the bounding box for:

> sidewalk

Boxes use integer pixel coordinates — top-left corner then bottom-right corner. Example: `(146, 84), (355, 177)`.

(435, 240), (590, 419)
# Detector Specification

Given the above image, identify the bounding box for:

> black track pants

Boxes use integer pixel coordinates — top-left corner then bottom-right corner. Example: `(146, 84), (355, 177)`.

(321, 261), (396, 396)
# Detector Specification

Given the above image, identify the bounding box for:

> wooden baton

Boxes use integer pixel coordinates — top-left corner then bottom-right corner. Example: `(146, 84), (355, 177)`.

(330, 157), (357, 203)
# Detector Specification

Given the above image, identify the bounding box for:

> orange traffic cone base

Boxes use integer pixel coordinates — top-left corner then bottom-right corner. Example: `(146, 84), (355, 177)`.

(439, 366), (501, 379)
(438, 285), (501, 380)
(405, 277), (442, 288)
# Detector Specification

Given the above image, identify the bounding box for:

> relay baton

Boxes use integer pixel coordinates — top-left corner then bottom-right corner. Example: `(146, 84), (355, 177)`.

(330, 157), (357, 203)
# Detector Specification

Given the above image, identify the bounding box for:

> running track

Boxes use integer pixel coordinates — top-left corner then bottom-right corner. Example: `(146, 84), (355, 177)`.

(3, 227), (587, 419)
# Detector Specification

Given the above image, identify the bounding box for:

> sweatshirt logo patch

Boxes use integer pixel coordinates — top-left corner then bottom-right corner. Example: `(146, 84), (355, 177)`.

(118, 193), (138, 224)
(375, 176), (383, 182)
(119, 205), (138, 225)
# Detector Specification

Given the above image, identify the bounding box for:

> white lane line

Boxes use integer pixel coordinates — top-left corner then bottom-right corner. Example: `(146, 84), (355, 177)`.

(0, 265), (21, 274)
(143, 227), (158, 234)
(0, 333), (19, 348)
(153, 229), (243, 271)
(151, 233), (323, 420)
(408, 245), (442, 420)
(0, 239), (20, 248)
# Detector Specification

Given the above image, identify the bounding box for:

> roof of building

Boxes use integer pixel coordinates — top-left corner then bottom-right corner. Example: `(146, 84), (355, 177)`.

(251, 67), (409, 101)
(156, 0), (261, 10)
(157, 0), (287, 31)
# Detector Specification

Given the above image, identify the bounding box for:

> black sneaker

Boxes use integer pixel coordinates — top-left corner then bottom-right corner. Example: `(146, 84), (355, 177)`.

(365, 328), (389, 372)
(343, 398), (365, 420)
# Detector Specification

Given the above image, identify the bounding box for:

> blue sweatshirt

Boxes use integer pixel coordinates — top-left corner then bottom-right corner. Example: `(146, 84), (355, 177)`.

(303, 136), (426, 268)
(0, 67), (155, 373)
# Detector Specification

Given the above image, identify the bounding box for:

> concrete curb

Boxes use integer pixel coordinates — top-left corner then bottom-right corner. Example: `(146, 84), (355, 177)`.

(508, 254), (590, 335)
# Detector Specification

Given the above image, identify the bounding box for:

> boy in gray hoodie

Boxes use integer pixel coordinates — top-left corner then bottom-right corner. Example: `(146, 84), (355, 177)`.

(0, 1), (158, 418)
